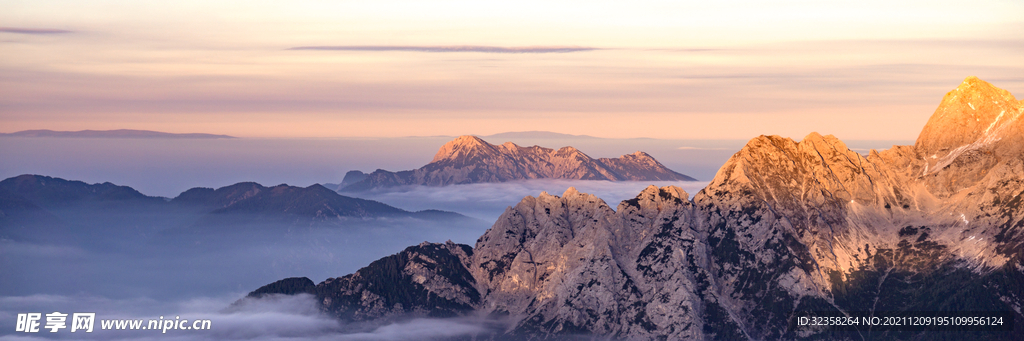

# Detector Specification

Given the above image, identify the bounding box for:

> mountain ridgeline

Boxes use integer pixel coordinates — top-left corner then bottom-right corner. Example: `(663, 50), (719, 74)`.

(248, 77), (1024, 340)
(339, 136), (695, 191)
(0, 175), (471, 241)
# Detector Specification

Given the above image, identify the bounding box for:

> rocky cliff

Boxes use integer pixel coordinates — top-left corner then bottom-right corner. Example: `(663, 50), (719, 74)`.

(252, 77), (1024, 340)
(340, 136), (694, 191)
(316, 241), (480, 321)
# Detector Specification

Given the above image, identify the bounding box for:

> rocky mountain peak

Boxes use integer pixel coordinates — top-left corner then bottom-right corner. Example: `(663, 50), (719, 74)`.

(641, 184), (687, 201)
(533, 187), (603, 209)
(724, 132), (855, 168)
(800, 131), (835, 145)
(618, 151), (656, 164)
(616, 185), (691, 222)
(629, 151), (651, 157)
(430, 135), (496, 163)
(707, 131), (884, 211)
(552, 145), (589, 159)
(250, 78), (1024, 340)
(799, 132), (856, 158)
(915, 76), (1023, 172)
(498, 141), (520, 152)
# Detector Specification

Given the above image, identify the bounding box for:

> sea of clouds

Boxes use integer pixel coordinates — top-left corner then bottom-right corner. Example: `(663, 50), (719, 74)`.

(352, 179), (710, 221)
(1, 170), (709, 340)
(0, 293), (504, 340)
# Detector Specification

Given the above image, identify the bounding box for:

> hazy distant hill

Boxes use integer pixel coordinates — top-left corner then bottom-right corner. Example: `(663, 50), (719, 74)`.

(0, 174), (164, 206)
(341, 135), (695, 191)
(173, 182), (464, 221)
(0, 129), (234, 139)
(0, 175), (176, 243)
(0, 175), (474, 239)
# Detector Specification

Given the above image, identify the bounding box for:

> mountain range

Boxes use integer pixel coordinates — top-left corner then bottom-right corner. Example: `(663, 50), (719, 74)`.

(0, 175), (470, 242)
(339, 135), (695, 191)
(246, 76), (1024, 340)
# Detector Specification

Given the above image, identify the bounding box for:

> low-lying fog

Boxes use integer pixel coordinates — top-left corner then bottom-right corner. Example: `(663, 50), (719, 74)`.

(1, 293), (503, 340)
(1, 176), (707, 339)
(0, 135), (909, 339)
(353, 179), (710, 221)
(1, 210), (495, 339)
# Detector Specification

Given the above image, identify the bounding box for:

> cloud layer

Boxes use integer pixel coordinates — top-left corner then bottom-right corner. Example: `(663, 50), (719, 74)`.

(288, 45), (599, 53)
(0, 27), (73, 34)
(0, 294), (500, 340)
(354, 179), (710, 221)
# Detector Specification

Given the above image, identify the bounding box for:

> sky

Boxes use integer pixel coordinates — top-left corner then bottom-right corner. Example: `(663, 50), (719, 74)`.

(1, 3), (1023, 337)
(1, 0), (1023, 140)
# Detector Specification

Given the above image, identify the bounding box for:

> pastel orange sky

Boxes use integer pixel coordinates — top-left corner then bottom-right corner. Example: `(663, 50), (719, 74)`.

(1, 0), (1022, 139)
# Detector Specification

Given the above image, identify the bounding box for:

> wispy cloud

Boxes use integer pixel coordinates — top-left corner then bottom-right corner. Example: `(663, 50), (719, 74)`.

(335, 317), (496, 341)
(353, 179), (709, 221)
(677, 146), (734, 150)
(644, 48), (725, 52)
(288, 45), (599, 53)
(0, 27), (73, 35)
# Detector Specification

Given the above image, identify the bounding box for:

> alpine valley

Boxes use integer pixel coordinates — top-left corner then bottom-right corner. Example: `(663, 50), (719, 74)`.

(244, 77), (1024, 340)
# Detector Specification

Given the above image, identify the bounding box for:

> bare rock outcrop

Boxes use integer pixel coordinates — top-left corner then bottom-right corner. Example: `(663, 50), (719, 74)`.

(315, 241), (479, 321)
(251, 77), (1024, 340)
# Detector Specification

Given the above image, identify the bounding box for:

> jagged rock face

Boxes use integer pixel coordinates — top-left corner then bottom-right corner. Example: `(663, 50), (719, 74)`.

(915, 76), (1024, 198)
(470, 188), (624, 335)
(316, 241), (480, 321)
(341, 136), (694, 191)
(249, 77), (1024, 339)
(472, 77), (1022, 338)
(916, 76), (1024, 170)
(691, 132), (960, 339)
(468, 186), (740, 339)
(685, 77), (1024, 339)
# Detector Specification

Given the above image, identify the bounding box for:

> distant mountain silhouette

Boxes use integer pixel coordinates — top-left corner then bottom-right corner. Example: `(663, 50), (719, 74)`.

(342, 135), (695, 191)
(0, 174), (163, 206)
(0, 129), (234, 139)
(173, 182), (460, 221)
(0, 175), (474, 237)
(337, 171), (366, 187)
